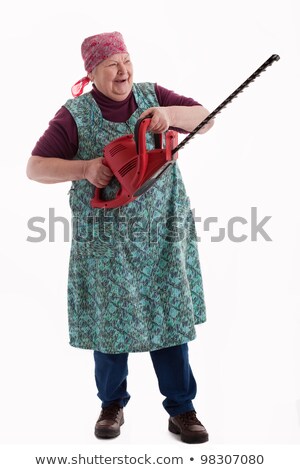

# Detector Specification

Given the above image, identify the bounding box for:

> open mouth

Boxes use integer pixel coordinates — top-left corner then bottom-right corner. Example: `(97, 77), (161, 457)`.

(114, 79), (127, 83)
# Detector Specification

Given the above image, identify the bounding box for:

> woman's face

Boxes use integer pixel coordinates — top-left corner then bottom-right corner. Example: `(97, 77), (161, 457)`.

(89, 53), (133, 101)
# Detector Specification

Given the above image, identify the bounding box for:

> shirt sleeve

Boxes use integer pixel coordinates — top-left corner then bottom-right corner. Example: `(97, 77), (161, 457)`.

(155, 84), (202, 133)
(155, 83), (202, 107)
(31, 106), (78, 159)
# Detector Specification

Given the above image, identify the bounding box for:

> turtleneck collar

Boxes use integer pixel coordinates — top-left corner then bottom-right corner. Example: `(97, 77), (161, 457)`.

(91, 83), (133, 106)
(90, 83), (137, 123)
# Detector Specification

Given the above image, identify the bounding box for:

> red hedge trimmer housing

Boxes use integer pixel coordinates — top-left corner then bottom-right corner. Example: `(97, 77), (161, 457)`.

(91, 118), (178, 209)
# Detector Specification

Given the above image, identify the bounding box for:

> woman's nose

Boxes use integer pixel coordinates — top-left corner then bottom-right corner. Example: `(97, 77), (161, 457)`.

(117, 63), (127, 74)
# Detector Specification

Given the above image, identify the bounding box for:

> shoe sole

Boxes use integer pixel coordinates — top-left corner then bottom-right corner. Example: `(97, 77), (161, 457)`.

(168, 419), (209, 444)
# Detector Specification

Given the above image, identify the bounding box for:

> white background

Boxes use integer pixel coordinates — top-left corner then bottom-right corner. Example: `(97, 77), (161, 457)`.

(0, 0), (299, 457)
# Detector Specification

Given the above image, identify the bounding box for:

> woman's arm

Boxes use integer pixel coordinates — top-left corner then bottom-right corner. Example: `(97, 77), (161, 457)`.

(168, 105), (214, 134)
(139, 105), (214, 134)
(26, 155), (113, 188)
(26, 156), (86, 184)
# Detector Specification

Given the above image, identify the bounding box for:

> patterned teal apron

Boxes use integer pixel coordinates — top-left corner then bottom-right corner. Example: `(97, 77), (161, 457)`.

(64, 82), (206, 353)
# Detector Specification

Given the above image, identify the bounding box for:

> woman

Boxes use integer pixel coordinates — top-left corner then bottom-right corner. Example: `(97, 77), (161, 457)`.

(27, 31), (214, 444)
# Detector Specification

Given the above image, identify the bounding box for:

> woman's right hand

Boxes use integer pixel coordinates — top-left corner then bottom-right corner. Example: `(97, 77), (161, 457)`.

(83, 157), (114, 188)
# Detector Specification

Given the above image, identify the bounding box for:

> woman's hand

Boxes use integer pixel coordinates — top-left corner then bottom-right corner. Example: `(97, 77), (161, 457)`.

(83, 157), (114, 188)
(139, 107), (172, 133)
(139, 105), (214, 134)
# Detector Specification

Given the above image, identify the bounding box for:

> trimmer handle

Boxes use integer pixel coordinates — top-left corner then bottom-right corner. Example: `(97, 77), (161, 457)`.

(134, 117), (163, 154)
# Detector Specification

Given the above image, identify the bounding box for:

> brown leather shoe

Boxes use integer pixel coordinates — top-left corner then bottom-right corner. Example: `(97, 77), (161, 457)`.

(95, 403), (124, 439)
(169, 410), (209, 443)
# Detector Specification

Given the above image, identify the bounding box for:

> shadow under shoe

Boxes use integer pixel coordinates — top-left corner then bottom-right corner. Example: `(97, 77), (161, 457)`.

(169, 410), (209, 444)
(95, 403), (124, 439)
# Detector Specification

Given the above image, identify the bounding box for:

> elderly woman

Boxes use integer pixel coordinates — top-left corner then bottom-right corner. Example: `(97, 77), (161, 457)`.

(27, 32), (214, 444)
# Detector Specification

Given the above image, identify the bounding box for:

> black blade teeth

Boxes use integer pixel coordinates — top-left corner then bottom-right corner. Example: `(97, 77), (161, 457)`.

(171, 54), (280, 156)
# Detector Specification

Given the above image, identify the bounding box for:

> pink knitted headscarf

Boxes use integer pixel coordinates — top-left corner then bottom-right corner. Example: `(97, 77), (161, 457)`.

(71, 31), (128, 97)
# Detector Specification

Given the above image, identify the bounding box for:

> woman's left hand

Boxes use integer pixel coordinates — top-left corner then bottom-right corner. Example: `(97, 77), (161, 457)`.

(139, 107), (171, 133)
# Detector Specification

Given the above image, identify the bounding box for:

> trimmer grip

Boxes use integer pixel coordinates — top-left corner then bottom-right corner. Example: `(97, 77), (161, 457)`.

(134, 117), (152, 154)
(90, 157), (112, 208)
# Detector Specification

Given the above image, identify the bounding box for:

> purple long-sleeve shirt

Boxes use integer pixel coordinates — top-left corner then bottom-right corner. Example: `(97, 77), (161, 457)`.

(32, 83), (201, 159)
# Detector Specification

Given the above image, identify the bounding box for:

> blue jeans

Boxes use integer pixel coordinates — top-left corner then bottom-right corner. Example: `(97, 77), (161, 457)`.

(93, 343), (197, 417)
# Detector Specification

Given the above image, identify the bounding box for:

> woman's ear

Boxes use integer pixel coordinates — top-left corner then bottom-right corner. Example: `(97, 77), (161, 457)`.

(87, 72), (93, 82)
